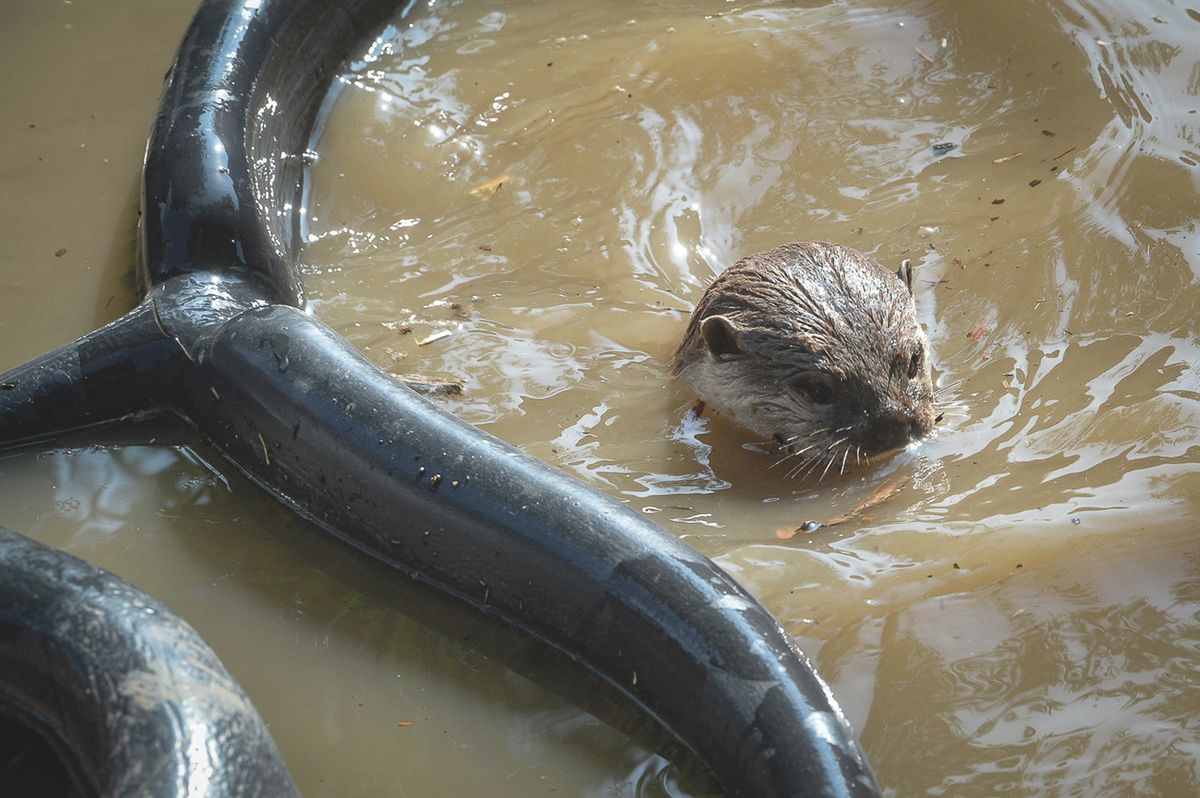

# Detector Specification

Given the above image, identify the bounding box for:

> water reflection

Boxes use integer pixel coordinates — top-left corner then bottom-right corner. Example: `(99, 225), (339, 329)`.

(22, 443), (222, 549)
(848, 532), (1200, 796)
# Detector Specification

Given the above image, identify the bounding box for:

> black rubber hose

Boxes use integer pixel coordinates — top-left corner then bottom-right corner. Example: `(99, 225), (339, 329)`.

(0, 0), (883, 794)
(140, 0), (375, 305)
(182, 302), (878, 796)
(0, 526), (298, 798)
(0, 301), (182, 448)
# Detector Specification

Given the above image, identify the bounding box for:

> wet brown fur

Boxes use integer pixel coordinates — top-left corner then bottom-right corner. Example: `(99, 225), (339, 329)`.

(674, 242), (935, 474)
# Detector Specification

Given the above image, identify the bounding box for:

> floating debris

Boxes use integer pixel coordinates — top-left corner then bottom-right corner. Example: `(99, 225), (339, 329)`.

(967, 317), (994, 342)
(416, 329), (452, 346)
(449, 301), (476, 320)
(992, 152), (1023, 164)
(775, 520), (823, 541)
(257, 432), (271, 466)
(469, 174), (510, 196)
(395, 374), (464, 397)
(825, 476), (911, 527)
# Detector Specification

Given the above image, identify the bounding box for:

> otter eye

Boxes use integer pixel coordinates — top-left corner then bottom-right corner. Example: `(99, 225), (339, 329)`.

(908, 346), (923, 380)
(788, 376), (834, 405)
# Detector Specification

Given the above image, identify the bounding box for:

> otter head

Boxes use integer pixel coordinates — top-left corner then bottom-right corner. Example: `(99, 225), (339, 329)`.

(674, 242), (935, 474)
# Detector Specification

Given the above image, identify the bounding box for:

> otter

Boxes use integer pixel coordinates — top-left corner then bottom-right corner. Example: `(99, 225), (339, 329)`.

(673, 242), (935, 476)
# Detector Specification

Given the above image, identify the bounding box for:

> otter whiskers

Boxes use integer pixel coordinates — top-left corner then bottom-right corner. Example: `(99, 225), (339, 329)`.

(776, 435), (857, 483)
(768, 428), (829, 471)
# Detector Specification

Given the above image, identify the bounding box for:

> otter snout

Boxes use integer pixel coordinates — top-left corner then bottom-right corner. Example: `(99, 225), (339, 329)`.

(859, 409), (931, 454)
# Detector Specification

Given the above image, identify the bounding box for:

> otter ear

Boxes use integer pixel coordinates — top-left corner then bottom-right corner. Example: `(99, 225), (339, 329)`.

(897, 258), (914, 295)
(700, 315), (742, 357)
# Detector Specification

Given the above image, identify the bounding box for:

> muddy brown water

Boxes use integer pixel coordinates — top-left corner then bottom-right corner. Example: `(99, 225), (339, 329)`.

(2, 0), (1199, 795)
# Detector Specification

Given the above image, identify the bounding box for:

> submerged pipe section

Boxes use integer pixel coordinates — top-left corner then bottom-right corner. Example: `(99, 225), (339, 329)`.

(0, 526), (297, 797)
(0, 0), (882, 794)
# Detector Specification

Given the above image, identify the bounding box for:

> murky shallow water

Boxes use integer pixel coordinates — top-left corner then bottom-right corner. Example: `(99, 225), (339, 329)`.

(2, 0), (1199, 795)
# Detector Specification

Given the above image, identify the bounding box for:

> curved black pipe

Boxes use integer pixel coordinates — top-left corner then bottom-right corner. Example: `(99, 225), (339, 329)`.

(0, 0), (882, 795)
(140, 0), (360, 303)
(0, 526), (297, 797)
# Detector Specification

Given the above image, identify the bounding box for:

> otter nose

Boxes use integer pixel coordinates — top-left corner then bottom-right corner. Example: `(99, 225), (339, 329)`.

(863, 415), (914, 453)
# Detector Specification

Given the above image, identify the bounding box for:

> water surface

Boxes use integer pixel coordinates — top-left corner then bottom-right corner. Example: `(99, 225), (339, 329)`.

(2, 0), (1199, 795)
